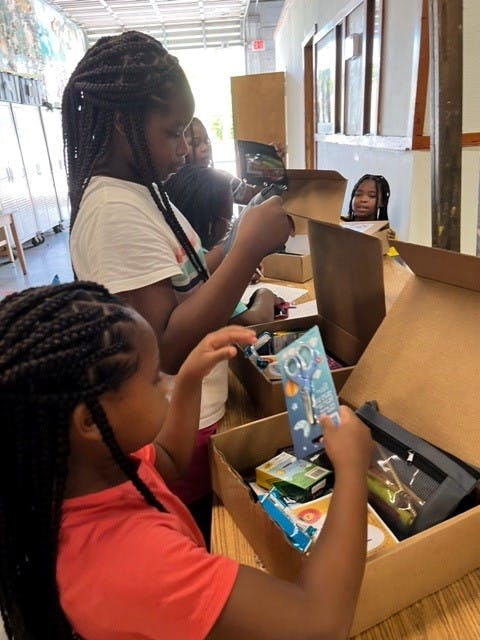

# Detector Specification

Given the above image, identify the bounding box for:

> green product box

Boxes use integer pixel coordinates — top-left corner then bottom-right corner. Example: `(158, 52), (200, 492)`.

(255, 451), (332, 502)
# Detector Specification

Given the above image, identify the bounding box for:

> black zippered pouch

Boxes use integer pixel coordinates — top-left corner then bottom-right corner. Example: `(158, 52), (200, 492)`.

(356, 401), (480, 540)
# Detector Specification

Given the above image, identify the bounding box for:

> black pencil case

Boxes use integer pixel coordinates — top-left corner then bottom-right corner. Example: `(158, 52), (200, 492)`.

(356, 401), (480, 540)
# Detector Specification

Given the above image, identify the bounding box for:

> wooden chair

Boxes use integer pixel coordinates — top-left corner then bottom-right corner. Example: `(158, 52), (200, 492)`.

(0, 213), (27, 275)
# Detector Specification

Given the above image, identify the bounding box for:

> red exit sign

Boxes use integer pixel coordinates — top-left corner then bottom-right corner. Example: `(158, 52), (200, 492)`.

(251, 39), (265, 51)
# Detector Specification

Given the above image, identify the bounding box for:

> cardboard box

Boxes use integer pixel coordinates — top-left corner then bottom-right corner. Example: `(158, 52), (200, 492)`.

(261, 169), (347, 282)
(230, 221), (386, 416)
(212, 241), (480, 636)
(262, 235), (313, 282)
(262, 251), (312, 282)
(341, 219), (390, 254)
(283, 169), (346, 234)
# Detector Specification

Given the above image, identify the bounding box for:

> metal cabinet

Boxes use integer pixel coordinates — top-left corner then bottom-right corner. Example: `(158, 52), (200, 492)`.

(0, 102), (37, 243)
(40, 107), (70, 224)
(11, 104), (61, 235)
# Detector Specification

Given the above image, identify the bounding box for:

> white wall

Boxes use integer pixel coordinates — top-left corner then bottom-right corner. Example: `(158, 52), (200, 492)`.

(274, 0), (480, 253)
(409, 149), (480, 255)
(316, 143), (414, 241)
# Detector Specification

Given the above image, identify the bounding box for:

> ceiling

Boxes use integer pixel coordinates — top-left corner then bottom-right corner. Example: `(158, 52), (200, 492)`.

(47, 0), (260, 50)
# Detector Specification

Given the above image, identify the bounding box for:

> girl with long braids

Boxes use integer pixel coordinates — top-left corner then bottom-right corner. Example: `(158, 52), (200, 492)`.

(343, 174), (396, 243)
(65, 31), (292, 533)
(183, 116), (285, 205)
(185, 117), (214, 168)
(344, 174), (391, 222)
(0, 281), (372, 640)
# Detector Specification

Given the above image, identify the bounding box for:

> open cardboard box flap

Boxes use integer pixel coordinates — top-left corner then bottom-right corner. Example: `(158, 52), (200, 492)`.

(340, 240), (480, 469)
(230, 219), (387, 415)
(282, 169), (346, 233)
(263, 169), (346, 278)
(308, 220), (386, 364)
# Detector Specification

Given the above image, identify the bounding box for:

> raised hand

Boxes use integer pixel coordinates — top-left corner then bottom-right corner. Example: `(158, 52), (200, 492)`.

(178, 325), (256, 382)
(234, 195), (293, 260)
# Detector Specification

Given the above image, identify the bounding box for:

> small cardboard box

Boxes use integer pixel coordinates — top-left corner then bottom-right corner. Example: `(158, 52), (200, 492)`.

(261, 169), (347, 282)
(212, 241), (480, 636)
(230, 221), (386, 416)
(262, 251), (313, 282)
(341, 219), (390, 255)
(262, 235), (312, 283)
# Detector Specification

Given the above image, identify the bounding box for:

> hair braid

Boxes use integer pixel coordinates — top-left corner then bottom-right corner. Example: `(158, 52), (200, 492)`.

(123, 111), (209, 281)
(0, 282), (167, 639)
(87, 398), (165, 512)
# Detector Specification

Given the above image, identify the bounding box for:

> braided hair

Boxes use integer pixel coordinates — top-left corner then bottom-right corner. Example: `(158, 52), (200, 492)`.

(346, 174), (391, 221)
(164, 165), (233, 249)
(0, 282), (166, 639)
(62, 30), (209, 281)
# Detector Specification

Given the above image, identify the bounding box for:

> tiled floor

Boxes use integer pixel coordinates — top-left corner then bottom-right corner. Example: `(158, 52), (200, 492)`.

(0, 227), (73, 299)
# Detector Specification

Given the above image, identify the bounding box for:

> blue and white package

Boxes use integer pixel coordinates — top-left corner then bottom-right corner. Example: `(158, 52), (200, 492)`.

(258, 487), (318, 553)
(277, 325), (340, 459)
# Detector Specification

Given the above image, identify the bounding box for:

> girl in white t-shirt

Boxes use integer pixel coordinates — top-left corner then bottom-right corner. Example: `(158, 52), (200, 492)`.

(65, 31), (292, 540)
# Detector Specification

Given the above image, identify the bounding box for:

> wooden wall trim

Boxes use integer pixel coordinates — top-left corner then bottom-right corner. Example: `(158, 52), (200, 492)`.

(303, 26), (316, 169)
(413, 0), (430, 138)
(413, 132), (480, 150)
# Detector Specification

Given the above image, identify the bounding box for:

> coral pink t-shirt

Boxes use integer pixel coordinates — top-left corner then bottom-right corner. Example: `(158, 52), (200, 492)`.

(57, 445), (239, 639)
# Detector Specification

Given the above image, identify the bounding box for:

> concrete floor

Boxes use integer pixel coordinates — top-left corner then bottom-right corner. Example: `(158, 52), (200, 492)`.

(0, 227), (73, 299)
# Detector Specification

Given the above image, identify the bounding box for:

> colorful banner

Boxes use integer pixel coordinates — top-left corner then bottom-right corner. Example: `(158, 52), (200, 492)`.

(0, 0), (85, 103)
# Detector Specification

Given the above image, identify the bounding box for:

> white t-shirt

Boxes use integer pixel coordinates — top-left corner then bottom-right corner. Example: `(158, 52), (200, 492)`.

(70, 176), (227, 429)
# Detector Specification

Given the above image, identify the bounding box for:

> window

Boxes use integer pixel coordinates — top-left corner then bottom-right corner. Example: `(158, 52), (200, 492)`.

(314, 28), (337, 134)
(312, 0), (383, 138)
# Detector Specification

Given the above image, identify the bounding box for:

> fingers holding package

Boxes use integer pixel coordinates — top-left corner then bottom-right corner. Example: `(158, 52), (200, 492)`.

(179, 326), (256, 382)
(319, 406), (373, 475)
(235, 195), (294, 259)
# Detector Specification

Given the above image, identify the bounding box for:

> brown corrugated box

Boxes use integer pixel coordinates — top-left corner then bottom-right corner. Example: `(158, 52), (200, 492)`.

(261, 169), (347, 282)
(212, 241), (480, 636)
(230, 220), (386, 416)
(341, 219), (390, 255)
(262, 251), (312, 283)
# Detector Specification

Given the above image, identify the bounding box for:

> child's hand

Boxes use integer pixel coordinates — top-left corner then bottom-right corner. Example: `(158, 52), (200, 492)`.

(268, 141), (286, 164)
(178, 326), (256, 382)
(319, 406), (373, 477)
(387, 227), (396, 242)
(235, 195), (293, 260)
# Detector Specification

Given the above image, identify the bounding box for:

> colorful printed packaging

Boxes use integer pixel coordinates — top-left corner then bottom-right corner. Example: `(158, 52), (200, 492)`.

(277, 325), (340, 458)
(255, 451), (331, 502)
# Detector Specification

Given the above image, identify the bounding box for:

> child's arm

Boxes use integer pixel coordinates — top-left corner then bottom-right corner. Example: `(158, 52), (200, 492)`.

(208, 407), (373, 640)
(152, 326), (256, 482)
(118, 196), (292, 375)
(203, 243), (224, 274)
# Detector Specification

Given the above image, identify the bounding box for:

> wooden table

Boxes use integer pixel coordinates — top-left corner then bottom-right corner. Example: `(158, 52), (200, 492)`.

(211, 256), (480, 639)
